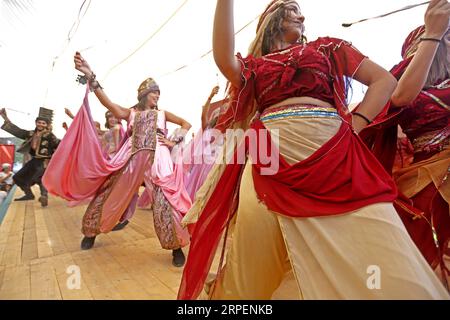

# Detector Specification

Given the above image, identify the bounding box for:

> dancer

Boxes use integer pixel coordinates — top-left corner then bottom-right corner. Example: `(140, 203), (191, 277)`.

(183, 85), (224, 202)
(63, 107), (106, 143)
(178, 0), (449, 299)
(44, 52), (192, 267)
(0, 108), (59, 207)
(361, 0), (450, 285)
(100, 110), (125, 159)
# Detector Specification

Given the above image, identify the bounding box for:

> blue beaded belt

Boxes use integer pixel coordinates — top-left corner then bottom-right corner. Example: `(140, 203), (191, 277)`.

(260, 104), (340, 123)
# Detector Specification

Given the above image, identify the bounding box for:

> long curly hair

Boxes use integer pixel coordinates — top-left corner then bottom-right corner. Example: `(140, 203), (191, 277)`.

(261, 3), (306, 55)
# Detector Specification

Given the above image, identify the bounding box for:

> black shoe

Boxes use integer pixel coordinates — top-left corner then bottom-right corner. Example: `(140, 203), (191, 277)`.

(14, 195), (35, 201)
(39, 196), (48, 207)
(81, 236), (96, 250)
(112, 220), (129, 231)
(172, 248), (186, 267)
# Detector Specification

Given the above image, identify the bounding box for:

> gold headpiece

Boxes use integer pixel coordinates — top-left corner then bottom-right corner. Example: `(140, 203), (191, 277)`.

(137, 77), (160, 101)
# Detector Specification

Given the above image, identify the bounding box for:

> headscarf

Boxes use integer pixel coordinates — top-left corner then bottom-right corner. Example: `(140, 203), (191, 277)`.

(137, 77), (160, 101)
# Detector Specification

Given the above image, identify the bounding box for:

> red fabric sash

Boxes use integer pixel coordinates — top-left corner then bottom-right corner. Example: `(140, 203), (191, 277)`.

(178, 120), (398, 300)
(252, 120), (398, 216)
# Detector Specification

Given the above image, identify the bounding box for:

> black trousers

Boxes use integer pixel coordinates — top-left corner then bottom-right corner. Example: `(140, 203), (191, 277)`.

(13, 157), (48, 197)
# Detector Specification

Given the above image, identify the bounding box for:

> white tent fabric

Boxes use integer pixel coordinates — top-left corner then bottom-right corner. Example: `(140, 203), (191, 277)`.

(0, 0), (425, 138)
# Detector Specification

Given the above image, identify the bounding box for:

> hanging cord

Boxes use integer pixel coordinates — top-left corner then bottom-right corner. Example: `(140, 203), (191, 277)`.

(43, 0), (91, 105)
(158, 14), (260, 79)
(103, 0), (190, 80)
(342, 1), (430, 27)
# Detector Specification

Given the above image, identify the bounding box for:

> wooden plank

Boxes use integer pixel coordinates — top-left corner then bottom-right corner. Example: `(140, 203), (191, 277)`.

(30, 258), (62, 300)
(0, 189), (192, 300)
(115, 224), (145, 243)
(135, 239), (184, 293)
(52, 253), (93, 300)
(40, 205), (67, 256)
(129, 209), (154, 238)
(21, 204), (38, 263)
(47, 203), (81, 253)
(104, 242), (176, 299)
(0, 201), (26, 266)
(70, 250), (123, 300)
(0, 195), (17, 264)
(0, 264), (31, 299)
(34, 203), (54, 259)
(91, 248), (150, 299)
(0, 265), (5, 288)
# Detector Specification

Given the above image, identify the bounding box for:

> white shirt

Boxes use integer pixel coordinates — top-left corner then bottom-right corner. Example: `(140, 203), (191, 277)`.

(0, 172), (14, 185)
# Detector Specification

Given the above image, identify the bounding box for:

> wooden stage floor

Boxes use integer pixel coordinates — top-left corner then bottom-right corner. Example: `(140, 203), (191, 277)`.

(1, 187), (446, 299)
(0, 187), (188, 299)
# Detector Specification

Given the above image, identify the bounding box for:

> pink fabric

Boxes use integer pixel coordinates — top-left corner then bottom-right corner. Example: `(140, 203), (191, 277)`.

(152, 111), (192, 213)
(101, 125), (126, 160)
(148, 111), (191, 247)
(43, 87), (132, 201)
(43, 88), (191, 247)
(100, 150), (153, 232)
(137, 185), (153, 208)
(121, 193), (139, 222)
(183, 128), (222, 201)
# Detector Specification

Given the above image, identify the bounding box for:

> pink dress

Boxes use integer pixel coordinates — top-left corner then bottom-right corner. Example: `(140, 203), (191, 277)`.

(100, 125), (125, 160)
(183, 127), (223, 202)
(43, 88), (190, 250)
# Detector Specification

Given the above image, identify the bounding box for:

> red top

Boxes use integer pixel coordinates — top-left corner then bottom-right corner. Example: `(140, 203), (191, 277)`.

(397, 86), (450, 162)
(216, 37), (367, 130)
(178, 38), (399, 300)
(244, 38), (367, 109)
(361, 57), (450, 171)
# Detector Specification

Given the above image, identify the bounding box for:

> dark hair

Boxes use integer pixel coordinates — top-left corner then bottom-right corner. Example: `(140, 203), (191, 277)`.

(136, 94), (158, 111)
(35, 117), (50, 125)
(104, 111), (114, 129)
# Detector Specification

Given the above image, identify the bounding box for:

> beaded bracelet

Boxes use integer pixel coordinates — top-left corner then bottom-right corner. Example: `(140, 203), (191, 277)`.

(76, 73), (103, 91)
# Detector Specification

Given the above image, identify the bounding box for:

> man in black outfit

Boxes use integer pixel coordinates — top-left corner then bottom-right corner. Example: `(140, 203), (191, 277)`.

(0, 108), (59, 207)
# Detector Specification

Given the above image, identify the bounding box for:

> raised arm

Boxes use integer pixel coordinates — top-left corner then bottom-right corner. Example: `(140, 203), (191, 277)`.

(201, 86), (220, 130)
(165, 111), (192, 132)
(213, 0), (242, 87)
(74, 52), (131, 120)
(391, 0), (450, 106)
(156, 111), (192, 148)
(0, 108), (30, 139)
(64, 108), (75, 119)
(0, 108), (10, 123)
(352, 59), (398, 133)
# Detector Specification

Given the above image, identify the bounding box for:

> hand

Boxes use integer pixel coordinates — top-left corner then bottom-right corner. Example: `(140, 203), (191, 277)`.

(64, 108), (75, 119)
(209, 85), (220, 99)
(74, 51), (93, 76)
(0, 108), (8, 120)
(157, 133), (176, 148)
(7, 172), (12, 177)
(424, 0), (450, 39)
